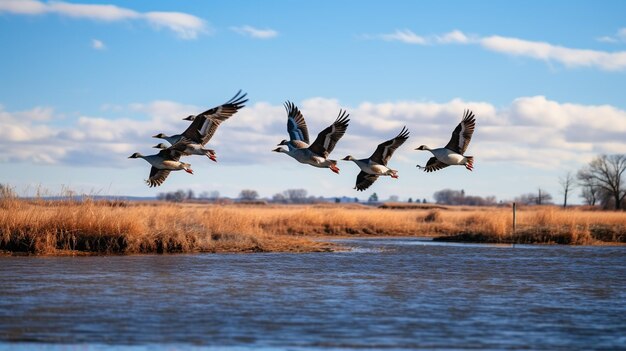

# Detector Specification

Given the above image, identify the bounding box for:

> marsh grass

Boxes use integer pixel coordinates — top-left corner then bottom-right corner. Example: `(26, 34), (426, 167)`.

(1, 199), (624, 255)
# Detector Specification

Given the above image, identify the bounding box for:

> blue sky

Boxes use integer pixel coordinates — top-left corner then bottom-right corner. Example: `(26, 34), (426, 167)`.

(1, 0), (625, 202)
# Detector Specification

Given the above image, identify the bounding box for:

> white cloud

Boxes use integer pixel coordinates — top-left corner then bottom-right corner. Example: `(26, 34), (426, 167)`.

(597, 36), (618, 43)
(0, 0), (208, 39)
(91, 39), (105, 50)
(145, 11), (209, 39)
(379, 29), (427, 44)
(230, 25), (278, 39)
(46, 1), (139, 21)
(373, 29), (475, 45)
(0, 0), (46, 14)
(371, 29), (626, 71)
(596, 28), (626, 44)
(480, 35), (626, 71)
(435, 30), (471, 44)
(1, 96), (625, 172)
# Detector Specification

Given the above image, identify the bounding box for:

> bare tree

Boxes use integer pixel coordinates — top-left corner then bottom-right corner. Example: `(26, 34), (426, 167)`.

(559, 171), (576, 208)
(578, 154), (626, 210)
(239, 189), (259, 201)
(535, 188), (553, 205)
(0, 184), (16, 198)
(577, 169), (600, 206)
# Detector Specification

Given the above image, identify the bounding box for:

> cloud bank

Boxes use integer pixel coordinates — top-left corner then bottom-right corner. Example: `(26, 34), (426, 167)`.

(372, 29), (626, 71)
(0, 0), (209, 39)
(1, 96), (626, 171)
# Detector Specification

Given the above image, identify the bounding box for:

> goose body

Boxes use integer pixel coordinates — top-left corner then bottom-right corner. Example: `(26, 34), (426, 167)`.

(343, 127), (410, 191)
(273, 147), (338, 169)
(154, 142), (216, 162)
(128, 149), (193, 187)
(274, 101), (349, 174)
(416, 110), (476, 172)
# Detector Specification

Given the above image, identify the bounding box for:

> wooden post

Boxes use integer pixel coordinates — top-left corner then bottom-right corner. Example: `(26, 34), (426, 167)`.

(512, 202), (517, 235)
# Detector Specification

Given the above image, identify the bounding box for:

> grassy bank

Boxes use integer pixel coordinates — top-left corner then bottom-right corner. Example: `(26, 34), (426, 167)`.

(1, 198), (624, 255)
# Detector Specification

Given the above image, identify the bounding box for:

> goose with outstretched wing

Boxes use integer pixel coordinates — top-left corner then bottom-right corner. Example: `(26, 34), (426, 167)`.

(416, 110), (475, 172)
(153, 90), (247, 161)
(273, 101), (349, 174)
(128, 148), (192, 188)
(343, 127), (410, 191)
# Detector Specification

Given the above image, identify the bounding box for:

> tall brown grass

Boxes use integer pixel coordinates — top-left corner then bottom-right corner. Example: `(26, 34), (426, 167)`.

(1, 198), (624, 255)
(0, 198), (331, 255)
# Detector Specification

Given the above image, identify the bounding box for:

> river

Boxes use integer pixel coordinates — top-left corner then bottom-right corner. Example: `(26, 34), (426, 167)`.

(1, 238), (625, 350)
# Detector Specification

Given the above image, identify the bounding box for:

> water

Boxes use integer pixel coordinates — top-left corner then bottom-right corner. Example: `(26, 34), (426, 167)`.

(1, 238), (625, 350)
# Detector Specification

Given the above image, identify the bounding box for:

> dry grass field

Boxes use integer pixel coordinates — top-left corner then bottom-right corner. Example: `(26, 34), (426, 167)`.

(1, 197), (625, 255)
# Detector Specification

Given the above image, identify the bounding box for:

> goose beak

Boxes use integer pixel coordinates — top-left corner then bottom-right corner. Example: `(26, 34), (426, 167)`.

(185, 168), (194, 174)
(272, 148), (282, 152)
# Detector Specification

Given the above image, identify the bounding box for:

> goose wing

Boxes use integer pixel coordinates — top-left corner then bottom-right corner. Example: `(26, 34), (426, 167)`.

(355, 171), (379, 192)
(157, 146), (184, 160)
(445, 110), (476, 154)
(197, 90), (247, 120)
(181, 90), (248, 145)
(147, 168), (172, 187)
(420, 157), (449, 173)
(285, 101), (309, 144)
(369, 127), (410, 166)
(308, 109), (350, 158)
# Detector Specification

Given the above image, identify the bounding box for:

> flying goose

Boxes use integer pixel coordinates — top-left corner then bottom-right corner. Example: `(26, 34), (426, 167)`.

(273, 101), (349, 174)
(343, 127), (410, 191)
(128, 148), (193, 187)
(153, 142), (217, 162)
(153, 90), (248, 150)
(416, 110), (475, 172)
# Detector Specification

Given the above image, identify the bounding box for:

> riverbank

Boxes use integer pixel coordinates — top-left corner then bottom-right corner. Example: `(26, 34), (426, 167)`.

(1, 199), (624, 255)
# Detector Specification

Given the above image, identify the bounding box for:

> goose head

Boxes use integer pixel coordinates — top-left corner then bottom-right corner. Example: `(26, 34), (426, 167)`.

(152, 133), (168, 139)
(128, 152), (143, 159)
(385, 169), (399, 179)
(277, 139), (289, 146)
(152, 143), (168, 150)
(415, 145), (430, 151)
(341, 155), (356, 161)
(272, 147), (287, 153)
(183, 115), (196, 121)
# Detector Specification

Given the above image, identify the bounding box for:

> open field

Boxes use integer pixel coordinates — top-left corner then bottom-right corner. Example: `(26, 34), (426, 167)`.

(1, 198), (625, 255)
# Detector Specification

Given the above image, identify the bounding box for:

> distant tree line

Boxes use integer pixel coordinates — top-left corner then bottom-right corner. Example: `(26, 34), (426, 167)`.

(433, 189), (496, 206)
(270, 189), (326, 204)
(157, 189), (221, 202)
(515, 188), (554, 205)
